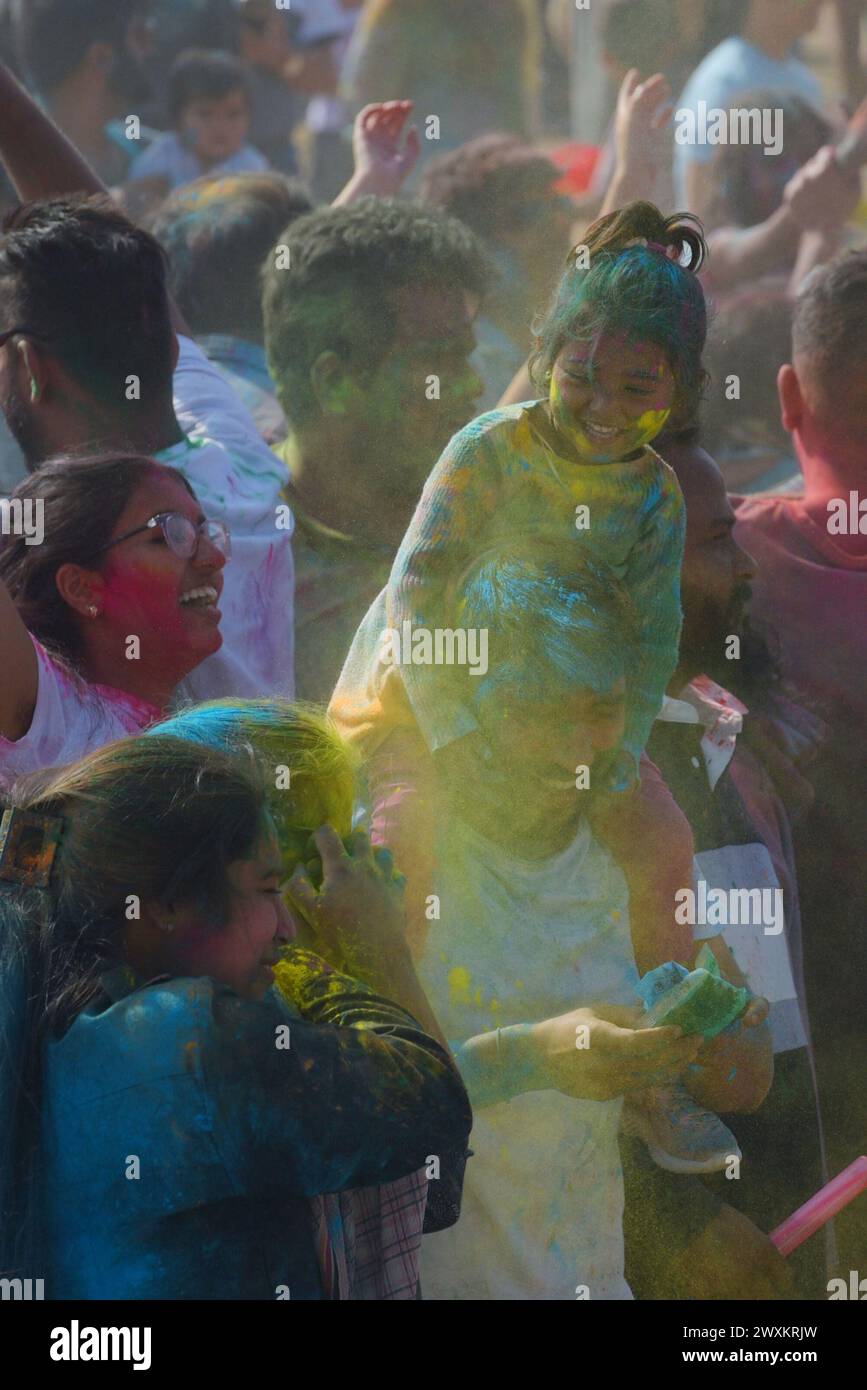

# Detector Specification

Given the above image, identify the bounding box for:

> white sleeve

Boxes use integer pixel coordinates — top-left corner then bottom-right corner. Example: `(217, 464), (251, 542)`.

(168, 338), (295, 703)
(170, 336), (289, 518)
(173, 335), (285, 460)
(0, 641), (112, 781)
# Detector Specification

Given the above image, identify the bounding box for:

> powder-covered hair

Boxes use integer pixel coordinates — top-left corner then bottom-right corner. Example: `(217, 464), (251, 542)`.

(150, 172), (313, 340)
(262, 196), (489, 428)
(454, 546), (638, 708)
(149, 699), (359, 864)
(530, 201), (709, 429)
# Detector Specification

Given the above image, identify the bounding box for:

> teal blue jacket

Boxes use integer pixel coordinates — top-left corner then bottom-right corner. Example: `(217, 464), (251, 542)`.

(41, 958), (471, 1299)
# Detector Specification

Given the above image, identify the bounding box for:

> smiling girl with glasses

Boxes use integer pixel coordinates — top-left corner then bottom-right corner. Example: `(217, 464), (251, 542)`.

(0, 453), (230, 783)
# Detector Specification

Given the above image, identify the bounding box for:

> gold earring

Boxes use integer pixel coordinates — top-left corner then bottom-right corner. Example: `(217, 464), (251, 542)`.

(88, 604), (98, 617)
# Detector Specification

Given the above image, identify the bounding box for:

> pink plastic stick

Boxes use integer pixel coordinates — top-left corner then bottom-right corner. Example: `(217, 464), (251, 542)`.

(770, 1156), (867, 1257)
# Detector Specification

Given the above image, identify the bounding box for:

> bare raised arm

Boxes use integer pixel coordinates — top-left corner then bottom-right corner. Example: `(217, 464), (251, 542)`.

(0, 62), (103, 203)
(0, 572), (38, 741)
(0, 61), (190, 337)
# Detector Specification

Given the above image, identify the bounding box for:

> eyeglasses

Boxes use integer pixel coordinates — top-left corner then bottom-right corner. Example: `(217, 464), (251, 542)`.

(94, 512), (231, 561)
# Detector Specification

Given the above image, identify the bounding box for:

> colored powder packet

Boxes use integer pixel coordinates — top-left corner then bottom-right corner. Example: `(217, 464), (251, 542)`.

(635, 943), (751, 1040)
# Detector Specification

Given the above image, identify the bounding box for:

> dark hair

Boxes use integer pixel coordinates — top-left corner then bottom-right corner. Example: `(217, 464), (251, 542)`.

(530, 201), (709, 429)
(418, 134), (561, 239)
(709, 90), (831, 229)
(151, 698), (359, 848)
(150, 172), (313, 340)
(0, 454), (192, 665)
(168, 47), (251, 125)
(12, 0), (148, 94)
(262, 196), (489, 427)
(0, 198), (175, 409)
(0, 733), (269, 1283)
(792, 248), (867, 398)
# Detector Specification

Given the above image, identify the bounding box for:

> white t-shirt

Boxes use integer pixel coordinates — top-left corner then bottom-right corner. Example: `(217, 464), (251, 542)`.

(418, 814), (639, 1300)
(128, 132), (269, 189)
(164, 336), (294, 705)
(674, 37), (824, 202)
(0, 638), (159, 788)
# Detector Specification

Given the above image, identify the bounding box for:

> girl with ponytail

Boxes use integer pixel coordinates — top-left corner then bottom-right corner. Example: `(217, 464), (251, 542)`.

(330, 200), (709, 969)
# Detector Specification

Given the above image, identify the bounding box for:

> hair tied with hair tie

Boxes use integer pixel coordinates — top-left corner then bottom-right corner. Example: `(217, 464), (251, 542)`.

(623, 236), (680, 262)
(0, 805), (64, 888)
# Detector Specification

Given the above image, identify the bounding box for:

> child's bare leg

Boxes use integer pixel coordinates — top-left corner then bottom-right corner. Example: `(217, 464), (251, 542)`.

(589, 753), (694, 973)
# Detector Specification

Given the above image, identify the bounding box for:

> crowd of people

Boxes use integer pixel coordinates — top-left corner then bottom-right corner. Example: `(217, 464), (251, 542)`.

(0, 0), (865, 1302)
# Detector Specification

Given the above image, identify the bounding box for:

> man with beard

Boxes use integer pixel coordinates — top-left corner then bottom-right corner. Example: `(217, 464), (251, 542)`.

(11, 0), (156, 186)
(619, 428), (828, 1295)
(619, 427), (829, 1300)
(262, 197), (488, 702)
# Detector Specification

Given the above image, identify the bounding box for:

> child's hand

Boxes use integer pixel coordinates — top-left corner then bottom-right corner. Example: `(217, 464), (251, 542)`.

(529, 1005), (702, 1101)
(614, 69), (673, 183)
(351, 100), (420, 195)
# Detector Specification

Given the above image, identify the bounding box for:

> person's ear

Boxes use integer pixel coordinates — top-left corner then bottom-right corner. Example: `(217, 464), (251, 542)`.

(142, 895), (202, 937)
(54, 564), (106, 621)
(16, 339), (48, 405)
(309, 350), (360, 419)
(777, 363), (803, 434)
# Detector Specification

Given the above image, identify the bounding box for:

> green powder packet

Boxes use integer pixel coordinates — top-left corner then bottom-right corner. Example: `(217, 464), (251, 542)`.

(636, 944), (751, 1040)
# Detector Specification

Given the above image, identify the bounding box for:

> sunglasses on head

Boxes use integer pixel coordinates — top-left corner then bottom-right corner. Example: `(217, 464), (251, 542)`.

(93, 511), (231, 562)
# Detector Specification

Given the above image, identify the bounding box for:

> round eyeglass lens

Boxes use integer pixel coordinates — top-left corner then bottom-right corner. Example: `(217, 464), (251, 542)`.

(163, 513), (198, 558)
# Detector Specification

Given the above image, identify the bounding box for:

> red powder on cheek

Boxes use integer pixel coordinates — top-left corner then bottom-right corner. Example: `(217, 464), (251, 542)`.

(100, 567), (188, 651)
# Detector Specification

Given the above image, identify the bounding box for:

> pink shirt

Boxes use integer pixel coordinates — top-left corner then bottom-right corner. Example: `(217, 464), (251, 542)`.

(734, 493), (867, 726)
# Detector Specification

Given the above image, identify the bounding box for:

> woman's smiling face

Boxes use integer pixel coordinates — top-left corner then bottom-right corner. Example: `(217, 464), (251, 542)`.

(153, 826), (297, 1000)
(84, 470), (227, 670)
(549, 330), (676, 463)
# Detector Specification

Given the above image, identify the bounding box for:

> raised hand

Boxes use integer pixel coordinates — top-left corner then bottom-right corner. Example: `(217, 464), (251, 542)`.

(351, 100), (421, 195)
(614, 69), (673, 186)
(284, 825), (409, 977)
(784, 144), (862, 232)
